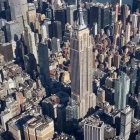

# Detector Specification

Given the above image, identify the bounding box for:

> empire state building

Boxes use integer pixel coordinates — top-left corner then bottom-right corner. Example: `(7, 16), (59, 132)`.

(70, 6), (96, 119)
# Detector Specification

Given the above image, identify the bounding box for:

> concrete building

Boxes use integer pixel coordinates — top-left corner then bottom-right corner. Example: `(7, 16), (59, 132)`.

(70, 6), (96, 119)
(24, 116), (54, 140)
(83, 115), (104, 140)
(38, 42), (50, 87)
(66, 5), (77, 26)
(120, 106), (132, 140)
(5, 19), (24, 42)
(114, 72), (130, 110)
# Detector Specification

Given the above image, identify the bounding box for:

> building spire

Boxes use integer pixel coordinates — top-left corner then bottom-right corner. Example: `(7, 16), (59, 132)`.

(76, 3), (86, 30)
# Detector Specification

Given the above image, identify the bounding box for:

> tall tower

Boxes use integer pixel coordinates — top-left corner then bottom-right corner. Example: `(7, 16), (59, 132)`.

(70, 6), (96, 119)
(114, 72), (130, 110)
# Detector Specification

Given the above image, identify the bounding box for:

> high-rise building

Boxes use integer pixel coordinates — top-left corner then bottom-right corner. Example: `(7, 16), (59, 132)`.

(113, 52), (121, 69)
(27, 3), (36, 25)
(101, 4), (111, 29)
(0, 30), (5, 43)
(51, 37), (61, 53)
(38, 43), (50, 87)
(130, 14), (138, 29)
(66, 5), (77, 26)
(83, 116), (104, 140)
(89, 3), (101, 31)
(23, 25), (38, 63)
(125, 22), (131, 44)
(70, 6), (96, 119)
(121, 4), (129, 28)
(40, 25), (48, 42)
(120, 106), (132, 140)
(114, 72), (130, 110)
(24, 116), (54, 140)
(5, 19), (24, 42)
(52, 21), (62, 42)
(89, 3), (111, 31)
(130, 67), (137, 95)
(55, 8), (67, 32)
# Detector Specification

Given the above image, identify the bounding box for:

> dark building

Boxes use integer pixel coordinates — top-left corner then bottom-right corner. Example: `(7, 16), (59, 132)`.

(133, 0), (140, 12)
(45, 6), (54, 21)
(66, 5), (77, 25)
(101, 6), (111, 29)
(44, 19), (53, 38)
(121, 4), (129, 28)
(65, 0), (77, 5)
(89, 3), (111, 32)
(38, 43), (50, 87)
(0, 43), (13, 63)
(89, 4), (101, 31)
(55, 9), (67, 32)
(15, 40), (25, 65)
(24, 53), (37, 79)
(52, 21), (62, 42)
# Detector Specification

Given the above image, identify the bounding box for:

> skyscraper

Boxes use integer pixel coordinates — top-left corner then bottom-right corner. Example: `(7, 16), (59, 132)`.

(70, 6), (96, 119)
(38, 43), (50, 87)
(114, 72), (130, 110)
(120, 106), (132, 140)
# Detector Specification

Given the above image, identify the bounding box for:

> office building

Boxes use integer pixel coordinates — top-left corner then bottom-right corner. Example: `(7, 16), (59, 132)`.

(5, 19), (24, 42)
(104, 125), (116, 140)
(24, 116), (54, 140)
(113, 52), (121, 69)
(43, 19), (53, 38)
(55, 9), (67, 32)
(114, 72), (130, 110)
(89, 3), (111, 31)
(42, 95), (60, 119)
(27, 3), (36, 25)
(89, 3), (102, 31)
(121, 4), (129, 28)
(101, 4), (111, 29)
(91, 22), (98, 36)
(83, 115), (104, 140)
(66, 100), (78, 121)
(66, 5), (77, 26)
(130, 14), (138, 29)
(40, 25), (48, 42)
(125, 22), (131, 44)
(23, 25), (38, 63)
(0, 43), (14, 63)
(24, 53), (37, 79)
(130, 67), (137, 95)
(120, 106), (132, 140)
(1, 110), (12, 130)
(51, 37), (61, 53)
(70, 6), (96, 119)
(52, 21), (62, 42)
(38, 43), (50, 86)
(0, 30), (5, 43)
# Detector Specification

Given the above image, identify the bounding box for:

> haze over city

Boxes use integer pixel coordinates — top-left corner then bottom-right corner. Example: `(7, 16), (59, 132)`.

(0, 0), (139, 140)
